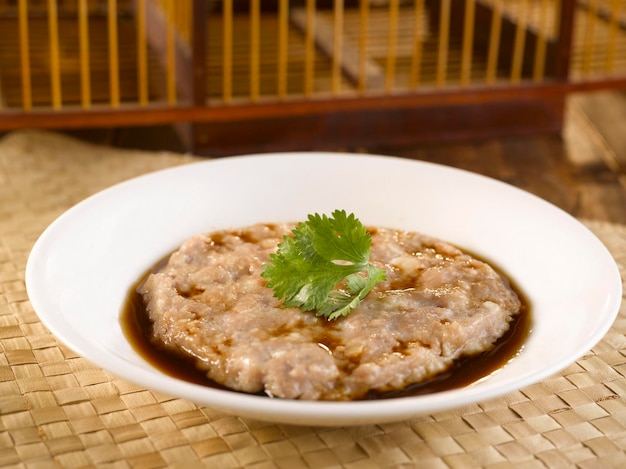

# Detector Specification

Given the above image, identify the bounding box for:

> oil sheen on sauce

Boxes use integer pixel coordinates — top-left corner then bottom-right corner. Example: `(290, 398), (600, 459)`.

(121, 257), (531, 400)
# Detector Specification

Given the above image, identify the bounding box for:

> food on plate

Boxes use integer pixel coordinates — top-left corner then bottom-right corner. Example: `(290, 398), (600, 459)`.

(133, 211), (525, 401)
(261, 210), (387, 320)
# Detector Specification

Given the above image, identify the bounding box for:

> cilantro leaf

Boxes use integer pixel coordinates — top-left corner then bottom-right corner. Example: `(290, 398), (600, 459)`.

(261, 210), (386, 320)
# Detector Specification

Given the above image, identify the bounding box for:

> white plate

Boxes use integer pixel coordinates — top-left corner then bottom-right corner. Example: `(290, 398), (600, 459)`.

(26, 152), (622, 426)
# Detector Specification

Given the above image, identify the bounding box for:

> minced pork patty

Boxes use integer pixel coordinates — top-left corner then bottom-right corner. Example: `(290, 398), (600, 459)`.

(139, 223), (522, 401)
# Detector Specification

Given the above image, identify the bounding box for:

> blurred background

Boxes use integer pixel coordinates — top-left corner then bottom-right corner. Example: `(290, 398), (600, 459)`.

(0, 0), (625, 220)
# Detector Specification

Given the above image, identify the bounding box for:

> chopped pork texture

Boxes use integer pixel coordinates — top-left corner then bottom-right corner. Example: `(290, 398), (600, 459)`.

(140, 223), (522, 401)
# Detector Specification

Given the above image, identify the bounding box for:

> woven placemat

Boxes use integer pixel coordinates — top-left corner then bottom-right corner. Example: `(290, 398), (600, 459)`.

(1, 130), (625, 468)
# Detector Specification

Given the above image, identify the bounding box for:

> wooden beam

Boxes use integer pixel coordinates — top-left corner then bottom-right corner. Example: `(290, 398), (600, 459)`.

(0, 81), (574, 130)
(555, 0), (576, 81)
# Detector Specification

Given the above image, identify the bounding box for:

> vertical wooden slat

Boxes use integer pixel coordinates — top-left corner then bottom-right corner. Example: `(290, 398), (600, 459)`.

(386, 0), (399, 92)
(165, 0), (176, 104)
(486, 0), (503, 84)
(582, 0), (599, 74)
(48, 0), (62, 109)
(533, 0), (550, 82)
(436, 0), (451, 87)
(304, 0), (316, 96)
(173, 1), (180, 40)
(185, 0), (193, 45)
(18, 0), (32, 110)
(178, 0), (190, 44)
(108, 0), (120, 107)
(78, 0), (91, 108)
(554, 0), (575, 81)
(191, 0), (208, 106)
(223, 0), (232, 102)
(510, 0), (528, 83)
(358, 0), (369, 92)
(605, 0), (621, 73)
(410, 0), (424, 88)
(185, 1), (191, 41)
(250, 0), (261, 100)
(460, 0), (476, 86)
(332, 0), (344, 94)
(136, 0), (149, 106)
(278, 0), (289, 98)
(176, 0), (183, 43)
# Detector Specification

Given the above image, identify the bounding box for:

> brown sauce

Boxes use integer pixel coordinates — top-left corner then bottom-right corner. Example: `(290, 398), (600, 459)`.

(121, 254), (531, 400)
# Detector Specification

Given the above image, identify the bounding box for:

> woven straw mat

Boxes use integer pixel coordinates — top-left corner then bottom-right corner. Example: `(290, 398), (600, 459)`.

(1, 130), (625, 469)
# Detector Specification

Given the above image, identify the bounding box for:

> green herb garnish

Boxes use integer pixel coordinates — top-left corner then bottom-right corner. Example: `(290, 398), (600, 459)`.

(261, 210), (387, 320)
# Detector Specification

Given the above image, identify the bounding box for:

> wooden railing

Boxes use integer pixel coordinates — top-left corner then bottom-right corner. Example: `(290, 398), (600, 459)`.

(0, 1), (625, 154)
